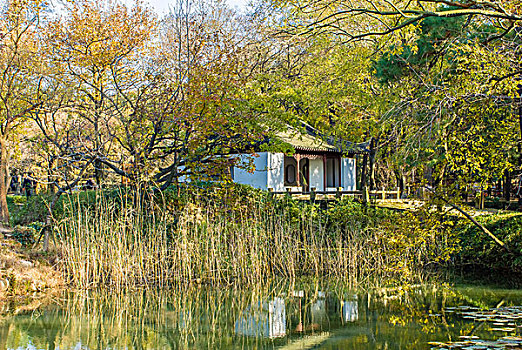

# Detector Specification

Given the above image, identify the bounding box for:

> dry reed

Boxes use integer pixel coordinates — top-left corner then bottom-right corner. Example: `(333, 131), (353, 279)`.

(55, 189), (427, 289)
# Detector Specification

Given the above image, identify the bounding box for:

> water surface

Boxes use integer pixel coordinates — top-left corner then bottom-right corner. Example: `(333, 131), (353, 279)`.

(1, 282), (521, 349)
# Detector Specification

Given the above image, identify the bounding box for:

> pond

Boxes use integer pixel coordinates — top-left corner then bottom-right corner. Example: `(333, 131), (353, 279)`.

(1, 281), (521, 349)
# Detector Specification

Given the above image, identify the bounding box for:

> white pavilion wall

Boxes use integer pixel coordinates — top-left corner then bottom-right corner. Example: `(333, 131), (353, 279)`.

(308, 159), (324, 191)
(232, 153), (358, 192)
(267, 153), (285, 192)
(341, 158), (356, 191)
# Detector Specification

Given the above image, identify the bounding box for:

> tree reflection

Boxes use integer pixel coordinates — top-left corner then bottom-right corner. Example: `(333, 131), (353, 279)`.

(0, 283), (520, 349)
(0, 322), (9, 350)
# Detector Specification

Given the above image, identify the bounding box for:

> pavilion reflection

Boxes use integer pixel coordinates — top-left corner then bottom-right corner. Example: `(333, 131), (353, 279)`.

(235, 290), (360, 339)
(234, 297), (286, 338)
(342, 296), (359, 322)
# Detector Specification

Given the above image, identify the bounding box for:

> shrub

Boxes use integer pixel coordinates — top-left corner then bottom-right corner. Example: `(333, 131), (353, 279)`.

(457, 213), (522, 273)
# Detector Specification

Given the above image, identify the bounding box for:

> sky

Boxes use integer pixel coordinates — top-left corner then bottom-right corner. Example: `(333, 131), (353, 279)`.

(134, 0), (249, 14)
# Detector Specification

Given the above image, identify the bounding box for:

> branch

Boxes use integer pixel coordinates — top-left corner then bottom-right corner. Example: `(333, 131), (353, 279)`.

(423, 186), (512, 253)
(290, 1), (522, 41)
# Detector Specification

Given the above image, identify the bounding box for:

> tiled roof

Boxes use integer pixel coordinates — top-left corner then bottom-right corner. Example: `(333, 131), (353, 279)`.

(277, 129), (338, 152)
(276, 124), (370, 154)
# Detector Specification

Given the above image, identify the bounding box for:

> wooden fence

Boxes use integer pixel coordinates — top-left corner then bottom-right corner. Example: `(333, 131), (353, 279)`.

(268, 187), (402, 202)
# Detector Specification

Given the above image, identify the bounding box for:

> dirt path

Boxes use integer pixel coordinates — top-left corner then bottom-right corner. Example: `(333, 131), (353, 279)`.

(375, 200), (517, 217)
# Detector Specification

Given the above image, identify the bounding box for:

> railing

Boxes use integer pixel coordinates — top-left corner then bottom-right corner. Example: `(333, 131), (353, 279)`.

(267, 187), (402, 202)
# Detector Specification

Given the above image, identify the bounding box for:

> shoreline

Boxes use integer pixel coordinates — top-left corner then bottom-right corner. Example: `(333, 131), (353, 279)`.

(0, 236), (64, 301)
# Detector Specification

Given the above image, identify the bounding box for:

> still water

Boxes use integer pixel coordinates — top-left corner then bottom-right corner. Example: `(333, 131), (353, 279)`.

(1, 281), (521, 349)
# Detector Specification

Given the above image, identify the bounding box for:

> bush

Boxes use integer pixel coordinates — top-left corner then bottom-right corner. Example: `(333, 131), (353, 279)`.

(11, 224), (41, 246)
(9, 195), (51, 226)
(8, 188), (136, 227)
(456, 213), (522, 273)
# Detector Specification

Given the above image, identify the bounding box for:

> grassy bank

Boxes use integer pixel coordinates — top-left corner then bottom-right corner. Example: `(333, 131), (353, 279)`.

(0, 238), (63, 299)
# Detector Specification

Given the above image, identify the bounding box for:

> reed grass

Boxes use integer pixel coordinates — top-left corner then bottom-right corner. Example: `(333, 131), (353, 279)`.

(55, 188), (446, 289)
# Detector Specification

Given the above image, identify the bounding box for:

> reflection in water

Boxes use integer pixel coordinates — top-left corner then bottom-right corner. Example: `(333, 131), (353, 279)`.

(342, 296), (359, 323)
(235, 298), (286, 338)
(0, 283), (521, 349)
(311, 298), (326, 324)
(0, 323), (8, 350)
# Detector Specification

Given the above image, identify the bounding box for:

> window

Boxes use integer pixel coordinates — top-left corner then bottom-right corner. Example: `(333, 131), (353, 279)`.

(284, 156), (298, 186)
(285, 164), (296, 184)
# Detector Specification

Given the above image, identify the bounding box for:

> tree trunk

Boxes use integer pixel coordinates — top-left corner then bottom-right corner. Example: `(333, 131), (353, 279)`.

(47, 156), (55, 194)
(395, 168), (404, 197)
(42, 190), (63, 252)
(95, 159), (102, 188)
(5, 164), (10, 194)
(369, 137), (377, 190)
(360, 153), (368, 189)
(504, 170), (511, 202)
(0, 136), (9, 226)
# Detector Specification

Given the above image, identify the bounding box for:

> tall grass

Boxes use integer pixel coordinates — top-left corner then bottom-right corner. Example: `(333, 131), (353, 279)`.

(57, 191), (171, 289)
(55, 188), (448, 289)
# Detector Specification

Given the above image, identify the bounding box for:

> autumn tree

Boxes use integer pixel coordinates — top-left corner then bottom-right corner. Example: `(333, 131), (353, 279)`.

(137, 0), (272, 188)
(37, 0), (156, 190)
(35, 0), (276, 196)
(0, 0), (53, 226)
(12, 0), (157, 249)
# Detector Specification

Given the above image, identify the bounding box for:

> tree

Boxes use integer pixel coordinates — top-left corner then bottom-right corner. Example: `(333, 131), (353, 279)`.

(15, 0), (158, 250)
(269, 0), (522, 194)
(242, 8), (397, 188)
(38, 0), (273, 194)
(142, 0), (273, 188)
(39, 0), (156, 189)
(370, 15), (520, 195)
(0, 0), (51, 226)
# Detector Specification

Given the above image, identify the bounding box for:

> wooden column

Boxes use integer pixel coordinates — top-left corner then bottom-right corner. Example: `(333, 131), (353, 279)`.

(338, 155), (342, 188)
(323, 154), (327, 191)
(296, 153), (301, 188)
